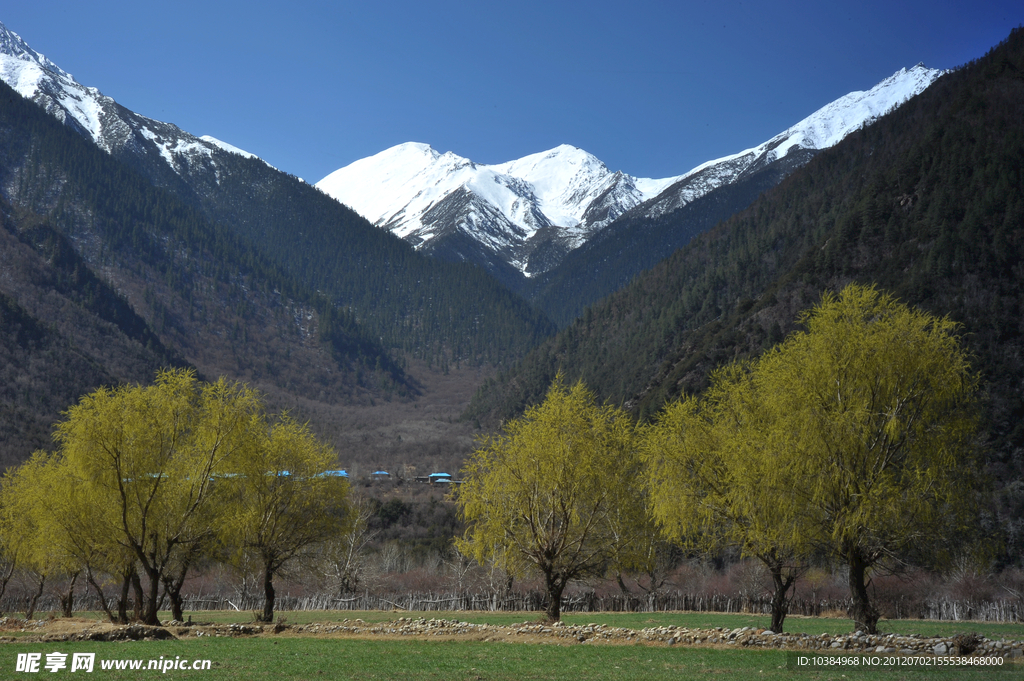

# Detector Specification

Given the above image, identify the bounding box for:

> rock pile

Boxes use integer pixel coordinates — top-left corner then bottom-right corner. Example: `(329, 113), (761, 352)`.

(282, 617), (1024, 658)
(0, 621), (174, 643)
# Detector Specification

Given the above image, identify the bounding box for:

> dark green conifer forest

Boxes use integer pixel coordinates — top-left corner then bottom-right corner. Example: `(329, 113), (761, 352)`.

(105, 113), (556, 369)
(0, 77), (407, 463)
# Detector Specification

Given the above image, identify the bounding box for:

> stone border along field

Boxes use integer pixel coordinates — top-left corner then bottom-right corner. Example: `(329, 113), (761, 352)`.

(2, 616), (1023, 659)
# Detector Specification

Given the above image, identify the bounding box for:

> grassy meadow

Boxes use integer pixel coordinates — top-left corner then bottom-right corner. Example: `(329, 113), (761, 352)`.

(2, 611), (1021, 680)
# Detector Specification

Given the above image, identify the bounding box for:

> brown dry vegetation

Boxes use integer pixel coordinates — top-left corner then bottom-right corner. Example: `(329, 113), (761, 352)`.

(274, 360), (493, 476)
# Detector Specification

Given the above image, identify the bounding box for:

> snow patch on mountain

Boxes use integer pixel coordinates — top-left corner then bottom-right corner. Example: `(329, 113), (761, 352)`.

(0, 24), (110, 146)
(200, 135), (256, 159)
(0, 20), (272, 179)
(139, 124), (214, 167)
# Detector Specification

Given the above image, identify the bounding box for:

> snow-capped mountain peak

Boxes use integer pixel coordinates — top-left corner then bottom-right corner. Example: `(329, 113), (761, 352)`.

(316, 64), (943, 279)
(0, 19), (270, 180)
(0, 22), (71, 82)
(768, 62), (942, 154)
(317, 142), (673, 275)
(0, 21), (114, 148)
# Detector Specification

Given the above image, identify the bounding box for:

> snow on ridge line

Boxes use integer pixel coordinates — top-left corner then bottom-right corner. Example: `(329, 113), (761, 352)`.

(0, 47), (95, 143)
(200, 135), (257, 159)
(319, 63), (943, 242)
(0, 21), (73, 82)
(668, 64), (947, 188)
(781, 63), (946, 150)
(0, 20), (275, 177)
(316, 141), (673, 239)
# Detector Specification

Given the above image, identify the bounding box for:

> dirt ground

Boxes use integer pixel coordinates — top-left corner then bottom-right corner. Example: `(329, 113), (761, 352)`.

(0, 615), (672, 647)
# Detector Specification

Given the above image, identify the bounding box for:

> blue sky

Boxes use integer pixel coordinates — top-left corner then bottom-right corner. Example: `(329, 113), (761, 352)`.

(3, 1), (1020, 182)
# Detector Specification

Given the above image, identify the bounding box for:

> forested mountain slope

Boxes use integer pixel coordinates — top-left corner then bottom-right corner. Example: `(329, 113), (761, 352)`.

(466, 29), (1024, 557)
(0, 19), (555, 369)
(117, 144), (556, 368)
(0, 77), (409, 465)
(528, 149), (817, 326)
(0, 200), (179, 467)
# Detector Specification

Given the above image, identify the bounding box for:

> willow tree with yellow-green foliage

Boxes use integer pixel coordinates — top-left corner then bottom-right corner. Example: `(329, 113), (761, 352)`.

(643, 362), (813, 634)
(0, 453), (74, 619)
(51, 368), (262, 625)
(455, 376), (656, 621)
(216, 417), (349, 623)
(1, 369), (351, 624)
(645, 284), (983, 635)
(758, 284), (982, 634)
(0, 452), (135, 621)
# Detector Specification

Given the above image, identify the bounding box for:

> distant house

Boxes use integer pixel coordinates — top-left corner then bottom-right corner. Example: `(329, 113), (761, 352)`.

(321, 469), (348, 478)
(428, 472), (452, 484)
(371, 470), (391, 480)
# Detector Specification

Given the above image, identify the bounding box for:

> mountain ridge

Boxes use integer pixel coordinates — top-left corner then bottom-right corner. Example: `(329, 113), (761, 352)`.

(0, 19), (556, 371)
(316, 64), (946, 290)
(0, 21), (274, 180)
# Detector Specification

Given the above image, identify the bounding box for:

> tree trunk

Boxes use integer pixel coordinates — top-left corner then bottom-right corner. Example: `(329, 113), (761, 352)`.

(616, 572), (631, 595)
(847, 546), (879, 634)
(767, 564), (795, 633)
(338, 563), (358, 595)
(544, 571), (565, 622)
(130, 570), (144, 622)
(114, 570), (131, 624)
(25, 573), (45, 620)
(141, 565), (162, 625)
(162, 558), (192, 623)
(86, 567), (117, 624)
(260, 560), (276, 623)
(60, 571), (80, 617)
(170, 542), (204, 622)
(165, 580), (185, 622)
(0, 558), (15, 604)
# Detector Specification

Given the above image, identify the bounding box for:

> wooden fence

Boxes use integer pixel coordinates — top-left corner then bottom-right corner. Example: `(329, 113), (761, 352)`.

(5, 591), (1020, 622)
(174, 591), (1022, 622)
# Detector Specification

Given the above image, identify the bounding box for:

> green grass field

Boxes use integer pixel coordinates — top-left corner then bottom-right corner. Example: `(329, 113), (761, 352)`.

(4, 636), (1020, 680)
(2, 611), (1021, 680)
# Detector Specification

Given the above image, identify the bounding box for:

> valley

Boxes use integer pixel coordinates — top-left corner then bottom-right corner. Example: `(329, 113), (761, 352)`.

(0, 15), (1022, 589)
